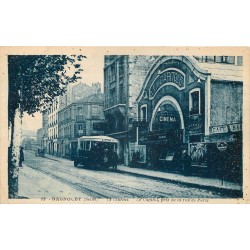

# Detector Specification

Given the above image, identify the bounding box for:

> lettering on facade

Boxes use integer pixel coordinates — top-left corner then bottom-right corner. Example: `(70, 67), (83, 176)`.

(149, 69), (185, 98)
(211, 125), (228, 134)
(211, 123), (242, 134)
(159, 116), (177, 122)
(229, 123), (242, 132)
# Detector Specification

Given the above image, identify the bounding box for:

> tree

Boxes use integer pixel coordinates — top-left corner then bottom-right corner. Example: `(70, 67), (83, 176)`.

(8, 55), (85, 198)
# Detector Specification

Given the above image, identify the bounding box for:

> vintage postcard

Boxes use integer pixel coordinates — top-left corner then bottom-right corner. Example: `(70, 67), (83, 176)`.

(0, 47), (249, 204)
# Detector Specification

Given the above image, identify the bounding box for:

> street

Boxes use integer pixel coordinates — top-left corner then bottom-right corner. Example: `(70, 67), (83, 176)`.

(18, 150), (229, 199)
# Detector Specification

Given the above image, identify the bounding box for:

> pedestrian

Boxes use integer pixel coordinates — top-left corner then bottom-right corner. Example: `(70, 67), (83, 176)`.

(19, 146), (24, 167)
(182, 150), (191, 175)
(110, 150), (119, 170)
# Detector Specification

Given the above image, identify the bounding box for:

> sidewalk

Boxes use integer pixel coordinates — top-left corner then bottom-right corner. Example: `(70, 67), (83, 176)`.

(45, 153), (242, 196)
(18, 164), (89, 199)
(118, 165), (242, 195)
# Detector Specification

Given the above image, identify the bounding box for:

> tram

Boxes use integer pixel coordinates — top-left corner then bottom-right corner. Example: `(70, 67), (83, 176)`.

(74, 136), (119, 170)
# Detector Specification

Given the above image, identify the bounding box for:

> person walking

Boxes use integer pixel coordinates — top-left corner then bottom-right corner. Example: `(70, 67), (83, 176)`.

(182, 150), (191, 175)
(19, 147), (24, 167)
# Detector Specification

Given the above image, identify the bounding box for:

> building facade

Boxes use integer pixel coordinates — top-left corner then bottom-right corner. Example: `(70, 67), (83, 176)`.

(135, 56), (243, 181)
(103, 55), (158, 164)
(47, 96), (60, 155)
(40, 111), (48, 151)
(58, 92), (105, 159)
(45, 82), (102, 156)
(60, 82), (101, 109)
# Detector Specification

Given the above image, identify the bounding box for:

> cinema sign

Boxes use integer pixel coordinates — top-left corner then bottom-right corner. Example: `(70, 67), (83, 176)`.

(159, 115), (177, 122)
(149, 69), (185, 98)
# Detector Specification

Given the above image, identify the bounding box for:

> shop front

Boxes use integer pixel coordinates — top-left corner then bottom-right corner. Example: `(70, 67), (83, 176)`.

(205, 123), (242, 182)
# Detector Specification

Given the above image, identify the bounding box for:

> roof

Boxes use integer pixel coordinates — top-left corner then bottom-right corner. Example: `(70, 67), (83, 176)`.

(197, 62), (243, 82)
(78, 136), (119, 143)
(75, 93), (104, 104)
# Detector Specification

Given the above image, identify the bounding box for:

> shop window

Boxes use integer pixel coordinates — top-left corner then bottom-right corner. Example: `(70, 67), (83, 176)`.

(189, 89), (201, 115)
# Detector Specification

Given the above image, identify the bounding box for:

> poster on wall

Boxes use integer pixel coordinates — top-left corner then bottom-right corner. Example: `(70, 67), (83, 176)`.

(135, 145), (146, 163)
(129, 143), (136, 162)
(190, 143), (208, 167)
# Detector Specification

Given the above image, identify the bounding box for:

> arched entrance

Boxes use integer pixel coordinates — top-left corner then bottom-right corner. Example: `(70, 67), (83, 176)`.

(150, 96), (184, 133)
(147, 96), (185, 170)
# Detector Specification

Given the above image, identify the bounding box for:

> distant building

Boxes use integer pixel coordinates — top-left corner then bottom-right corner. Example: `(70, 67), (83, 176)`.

(60, 82), (101, 109)
(103, 55), (158, 164)
(36, 128), (44, 148)
(58, 92), (105, 158)
(44, 82), (102, 157)
(22, 137), (37, 151)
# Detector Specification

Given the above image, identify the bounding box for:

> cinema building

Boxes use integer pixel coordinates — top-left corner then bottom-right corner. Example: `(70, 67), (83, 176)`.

(136, 56), (243, 181)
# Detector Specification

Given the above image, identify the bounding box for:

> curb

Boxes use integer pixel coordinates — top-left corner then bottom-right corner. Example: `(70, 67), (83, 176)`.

(35, 153), (243, 198)
(117, 169), (243, 198)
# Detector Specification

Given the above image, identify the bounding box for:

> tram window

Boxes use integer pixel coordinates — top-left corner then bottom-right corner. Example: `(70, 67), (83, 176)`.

(85, 141), (90, 150)
(80, 141), (84, 149)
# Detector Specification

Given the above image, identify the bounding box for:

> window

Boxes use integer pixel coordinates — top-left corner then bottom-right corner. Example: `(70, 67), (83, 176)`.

(84, 141), (91, 150)
(78, 124), (83, 131)
(110, 63), (116, 82)
(77, 107), (83, 115)
(119, 57), (124, 77)
(189, 88), (201, 115)
(221, 56), (228, 63)
(140, 105), (147, 121)
(92, 105), (99, 117)
(79, 141), (90, 150)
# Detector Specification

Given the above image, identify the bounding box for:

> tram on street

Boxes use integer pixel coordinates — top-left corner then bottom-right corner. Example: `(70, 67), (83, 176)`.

(74, 136), (119, 170)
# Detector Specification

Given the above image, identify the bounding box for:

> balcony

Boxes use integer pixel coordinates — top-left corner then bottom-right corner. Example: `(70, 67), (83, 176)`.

(104, 104), (126, 116)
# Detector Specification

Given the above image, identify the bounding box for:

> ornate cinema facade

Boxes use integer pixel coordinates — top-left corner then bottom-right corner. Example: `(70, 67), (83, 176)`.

(136, 56), (243, 181)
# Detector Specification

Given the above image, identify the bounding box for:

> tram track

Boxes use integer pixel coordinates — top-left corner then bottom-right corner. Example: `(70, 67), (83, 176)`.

(23, 151), (227, 198)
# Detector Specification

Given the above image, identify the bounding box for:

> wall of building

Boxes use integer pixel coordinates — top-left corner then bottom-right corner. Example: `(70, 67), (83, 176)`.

(128, 56), (158, 122)
(210, 81), (242, 126)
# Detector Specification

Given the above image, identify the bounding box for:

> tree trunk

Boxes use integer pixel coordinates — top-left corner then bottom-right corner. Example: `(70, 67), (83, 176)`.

(8, 107), (22, 198)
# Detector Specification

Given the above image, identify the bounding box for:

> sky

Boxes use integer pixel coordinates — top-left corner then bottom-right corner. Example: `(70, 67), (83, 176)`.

(22, 53), (105, 132)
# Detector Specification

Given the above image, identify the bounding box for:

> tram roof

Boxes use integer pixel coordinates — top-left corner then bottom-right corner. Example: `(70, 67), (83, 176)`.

(78, 135), (119, 143)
